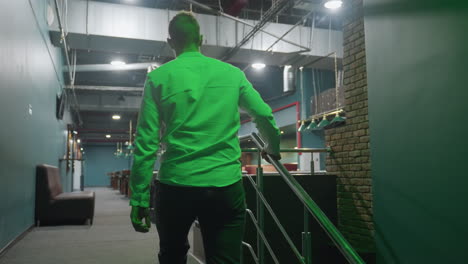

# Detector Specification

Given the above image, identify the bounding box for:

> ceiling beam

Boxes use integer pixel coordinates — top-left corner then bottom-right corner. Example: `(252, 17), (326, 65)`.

(65, 62), (159, 72)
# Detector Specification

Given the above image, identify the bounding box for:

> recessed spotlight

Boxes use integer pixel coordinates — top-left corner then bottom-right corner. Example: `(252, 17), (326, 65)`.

(80, 148), (83, 151)
(112, 115), (121, 120)
(252, 63), (266, 70)
(73, 131), (78, 134)
(106, 135), (111, 138)
(110, 60), (126, 66)
(77, 139), (81, 143)
(280, 131), (284, 134)
(324, 0), (343, 9)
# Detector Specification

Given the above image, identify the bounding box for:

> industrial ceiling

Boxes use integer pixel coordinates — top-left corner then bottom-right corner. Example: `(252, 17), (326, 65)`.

(49, 0), (344, 144)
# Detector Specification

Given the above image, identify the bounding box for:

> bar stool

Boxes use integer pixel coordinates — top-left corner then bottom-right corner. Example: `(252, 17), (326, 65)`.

(122, 170), (131, 197)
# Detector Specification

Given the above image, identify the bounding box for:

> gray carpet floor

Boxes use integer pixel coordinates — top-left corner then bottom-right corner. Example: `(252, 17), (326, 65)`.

(0, 187), (201, 264)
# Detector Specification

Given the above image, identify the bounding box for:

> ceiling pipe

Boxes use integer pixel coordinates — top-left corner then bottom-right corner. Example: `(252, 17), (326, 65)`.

(221, 0), (295, 61)
(185, 0), (310, 52)
(65, 85), (143, 93)
(53, 0), (83, 125)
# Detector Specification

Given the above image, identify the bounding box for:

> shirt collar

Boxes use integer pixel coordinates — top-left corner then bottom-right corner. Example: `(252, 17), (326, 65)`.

(177, 51), (203, 58)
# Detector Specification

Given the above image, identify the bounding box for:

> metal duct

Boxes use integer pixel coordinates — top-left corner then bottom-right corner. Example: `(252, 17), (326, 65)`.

(283, 65), (296, 93)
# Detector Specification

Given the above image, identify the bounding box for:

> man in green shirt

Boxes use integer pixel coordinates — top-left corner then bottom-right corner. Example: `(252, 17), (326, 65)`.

(130, 11), (281, 264)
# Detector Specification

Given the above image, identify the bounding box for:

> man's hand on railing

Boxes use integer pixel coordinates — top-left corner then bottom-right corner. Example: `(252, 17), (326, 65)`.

(261, 151), (281, 164)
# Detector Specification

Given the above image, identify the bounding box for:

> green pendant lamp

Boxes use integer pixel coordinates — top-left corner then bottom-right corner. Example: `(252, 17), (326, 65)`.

(298, 120), (307, 132)
(326, 112), (346, 128)
(317, 116), (330, 128)
(306, 119), (318, 131)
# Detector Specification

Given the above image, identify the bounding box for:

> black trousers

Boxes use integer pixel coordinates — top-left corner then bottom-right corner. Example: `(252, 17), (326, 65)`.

(154, 180), (246, 264)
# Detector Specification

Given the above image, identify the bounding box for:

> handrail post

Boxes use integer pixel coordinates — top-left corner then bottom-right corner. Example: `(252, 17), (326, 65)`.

(302, 207), (312, 264)
(256, 150), (265, 264)
(310, 154), (315, 175)
(305, 153), (314, 263)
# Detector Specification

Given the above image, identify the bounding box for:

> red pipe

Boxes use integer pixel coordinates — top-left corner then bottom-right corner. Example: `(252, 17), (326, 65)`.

(240, 101), (302, 150)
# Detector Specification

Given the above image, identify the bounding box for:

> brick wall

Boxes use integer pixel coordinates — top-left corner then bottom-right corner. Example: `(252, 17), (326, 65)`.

(324, 0), (375, 252)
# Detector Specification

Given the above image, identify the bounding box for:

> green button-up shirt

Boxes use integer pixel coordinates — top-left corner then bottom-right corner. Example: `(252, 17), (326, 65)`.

(130, 51), (280, 207)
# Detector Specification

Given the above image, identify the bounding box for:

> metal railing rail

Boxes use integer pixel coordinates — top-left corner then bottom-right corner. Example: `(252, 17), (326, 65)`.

(245, 209), (280, 264)
(246, 175), (305, 263)
(242, 242), (260, 264)
(240, 132), (365, 264)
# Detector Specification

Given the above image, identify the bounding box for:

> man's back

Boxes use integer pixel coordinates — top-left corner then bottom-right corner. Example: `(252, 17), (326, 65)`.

(130, 51), (279, 207)
(150, 51), (247, 187)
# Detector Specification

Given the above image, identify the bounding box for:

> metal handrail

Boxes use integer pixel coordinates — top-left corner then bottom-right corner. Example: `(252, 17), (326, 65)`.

(246, 175), (305, 263)
(245, 209), (280, 264)
(244, 132), (365, 264)
(242, 242), (260, 264)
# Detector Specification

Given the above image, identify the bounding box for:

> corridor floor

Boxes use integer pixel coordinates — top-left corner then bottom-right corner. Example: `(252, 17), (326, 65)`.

(0, 187), (201, 264)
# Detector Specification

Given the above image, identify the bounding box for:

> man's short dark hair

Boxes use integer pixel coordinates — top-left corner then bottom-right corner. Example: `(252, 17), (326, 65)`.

(168, 11), (200, 46)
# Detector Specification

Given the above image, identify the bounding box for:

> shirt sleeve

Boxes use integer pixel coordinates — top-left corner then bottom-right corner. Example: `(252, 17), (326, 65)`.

(238, 70), (281, 155)
(129, 76), (160, 208)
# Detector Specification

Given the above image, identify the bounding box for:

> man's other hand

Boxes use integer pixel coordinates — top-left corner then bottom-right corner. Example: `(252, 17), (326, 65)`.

(130, 206), (151, 233)
(261, 151), (281, 164)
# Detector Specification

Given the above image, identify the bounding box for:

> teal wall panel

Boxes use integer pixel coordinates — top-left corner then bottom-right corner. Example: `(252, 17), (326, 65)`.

(0, 0), (70, 250)
(83, 145), (130, 187)
(364, 0), (468, 262)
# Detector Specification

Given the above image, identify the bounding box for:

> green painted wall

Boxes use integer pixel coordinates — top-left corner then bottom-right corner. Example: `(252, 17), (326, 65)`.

(83, 145), (130, 187)
(364, 0), (468, 262)
(0, 0), (70, 250)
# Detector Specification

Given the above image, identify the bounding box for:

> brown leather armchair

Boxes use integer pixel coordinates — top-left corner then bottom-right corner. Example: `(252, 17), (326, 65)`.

(35, 164), (95, 226)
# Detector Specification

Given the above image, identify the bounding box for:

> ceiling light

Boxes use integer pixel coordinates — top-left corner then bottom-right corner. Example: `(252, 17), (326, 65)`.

(106, 135), (111, 138)
(73, 131), (78, 134)
(112, 115), (121, 120)
(280, 131), (284, 134)
(252, 63), (266, 70)
(324, 0), (343, 9)
(110, 60), (126, 66)
(80, 148), (83, 151)
(77, 139), (81, 143)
